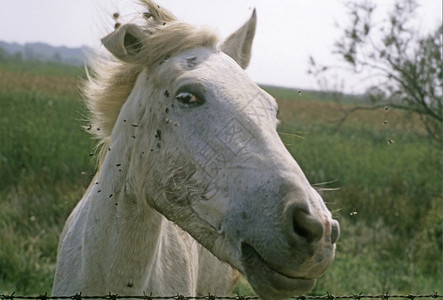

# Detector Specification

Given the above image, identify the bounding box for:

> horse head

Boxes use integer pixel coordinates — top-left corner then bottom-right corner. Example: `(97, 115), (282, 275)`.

(87, 1), (339, 298)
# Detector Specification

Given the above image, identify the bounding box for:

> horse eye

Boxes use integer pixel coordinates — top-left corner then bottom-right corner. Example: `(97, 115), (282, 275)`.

(175, 92), (201, 106)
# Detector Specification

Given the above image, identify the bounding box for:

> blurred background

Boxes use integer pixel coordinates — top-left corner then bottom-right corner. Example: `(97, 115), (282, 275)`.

(0, 0), (441, 295)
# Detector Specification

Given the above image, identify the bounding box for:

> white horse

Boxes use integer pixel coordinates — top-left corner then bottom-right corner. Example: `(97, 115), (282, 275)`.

(52, 1), (339, 299)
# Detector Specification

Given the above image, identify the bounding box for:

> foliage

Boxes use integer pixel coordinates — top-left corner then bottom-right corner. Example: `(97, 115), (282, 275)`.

(308, 0), (442, 143)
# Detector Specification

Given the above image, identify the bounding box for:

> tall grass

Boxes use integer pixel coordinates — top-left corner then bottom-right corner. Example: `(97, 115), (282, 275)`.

(0, 61), (95, 293)
(0, 90), (94, 186)
(0, 60), (441, 295)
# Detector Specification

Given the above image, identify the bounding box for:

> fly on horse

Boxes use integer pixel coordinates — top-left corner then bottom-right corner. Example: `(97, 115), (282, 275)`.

(52, 1), (339, 299)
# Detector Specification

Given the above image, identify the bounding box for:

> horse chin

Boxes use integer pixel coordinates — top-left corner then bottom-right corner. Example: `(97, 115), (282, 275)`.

(240, 243), (317, 300)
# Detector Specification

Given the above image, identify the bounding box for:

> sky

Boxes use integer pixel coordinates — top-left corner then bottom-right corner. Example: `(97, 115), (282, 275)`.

(0, 0), (441, 92)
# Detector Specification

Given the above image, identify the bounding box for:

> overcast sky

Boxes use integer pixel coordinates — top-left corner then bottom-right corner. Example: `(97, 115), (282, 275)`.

(1, 0), (441, 91)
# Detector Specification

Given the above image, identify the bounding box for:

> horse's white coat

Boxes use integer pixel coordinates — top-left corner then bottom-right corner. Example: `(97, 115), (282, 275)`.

(52, 2), (339, 299)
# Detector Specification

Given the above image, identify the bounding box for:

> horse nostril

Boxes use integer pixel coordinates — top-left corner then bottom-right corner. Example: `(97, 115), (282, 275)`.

(330, 220), (340, 244)
(292, 206), (324, 244)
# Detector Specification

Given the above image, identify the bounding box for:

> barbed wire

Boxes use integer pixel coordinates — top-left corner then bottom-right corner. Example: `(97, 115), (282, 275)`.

(1, 293), (441, 300)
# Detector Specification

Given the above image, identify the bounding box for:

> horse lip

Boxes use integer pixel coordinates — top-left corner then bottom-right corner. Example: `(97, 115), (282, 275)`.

(240, 242), (316, 298)
(241, 243), (310, 279)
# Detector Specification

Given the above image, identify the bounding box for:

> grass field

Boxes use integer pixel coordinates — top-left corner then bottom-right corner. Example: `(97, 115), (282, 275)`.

(0, 58), (441, 295)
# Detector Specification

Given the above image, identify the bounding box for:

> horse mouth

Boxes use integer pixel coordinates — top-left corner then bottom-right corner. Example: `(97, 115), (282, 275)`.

(240, 243), (316, 299)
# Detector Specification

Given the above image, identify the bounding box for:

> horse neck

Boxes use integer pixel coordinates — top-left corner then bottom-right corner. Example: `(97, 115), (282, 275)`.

(85, 134), (202, 294)
(82, 117), (168, 291)
(80, 71), (201, 293)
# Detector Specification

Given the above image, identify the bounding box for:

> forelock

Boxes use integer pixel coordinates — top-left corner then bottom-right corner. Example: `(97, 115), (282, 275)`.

(135, 0), (220, 69)
(137, 23), (220, 69)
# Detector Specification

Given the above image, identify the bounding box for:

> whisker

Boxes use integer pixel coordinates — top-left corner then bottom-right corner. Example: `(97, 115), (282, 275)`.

(278, 131), (306, 139)
(316, 187), (340, 191)
(311, 179), (339, 187)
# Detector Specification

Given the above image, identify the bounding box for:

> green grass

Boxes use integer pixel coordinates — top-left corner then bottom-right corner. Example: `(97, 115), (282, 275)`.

(0, 56), (86, 78)
(0, 88), (95, 186)
(0, 174), (87, 293)
(0, 60), (95, 293)
(0, 59), (441, 295)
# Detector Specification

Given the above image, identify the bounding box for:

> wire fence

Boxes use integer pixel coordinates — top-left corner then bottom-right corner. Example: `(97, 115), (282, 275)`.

(1, 293), (441, 300)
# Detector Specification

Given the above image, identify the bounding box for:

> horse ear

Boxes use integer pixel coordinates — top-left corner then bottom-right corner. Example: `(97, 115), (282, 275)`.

(220, 9), (256, 69)
(101, 24), (145, 62)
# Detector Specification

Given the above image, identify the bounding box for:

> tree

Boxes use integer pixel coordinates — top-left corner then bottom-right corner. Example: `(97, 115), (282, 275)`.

(24, 44), (36, 61)
(309, 0), (442, 143)
(53, 51), (62, 63)
(0, 47), (9, 61)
